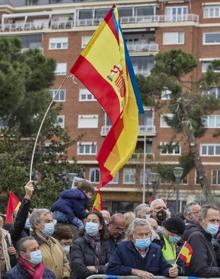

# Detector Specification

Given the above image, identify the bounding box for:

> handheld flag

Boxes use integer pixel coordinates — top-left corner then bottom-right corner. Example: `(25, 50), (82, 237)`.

(92, 190), (104, 212)
(71, 5), (143, 186)
(178, 242), (193, 267)
(5, 192), (21, 224)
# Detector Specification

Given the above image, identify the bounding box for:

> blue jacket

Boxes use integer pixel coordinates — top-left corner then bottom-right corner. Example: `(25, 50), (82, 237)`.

(106, 240), (171, 276)
(3, 263), (56, 279)
(51, 188), (88, 221)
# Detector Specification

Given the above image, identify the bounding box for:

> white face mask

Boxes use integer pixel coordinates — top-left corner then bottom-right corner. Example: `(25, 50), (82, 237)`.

(63, 245), (70, 255)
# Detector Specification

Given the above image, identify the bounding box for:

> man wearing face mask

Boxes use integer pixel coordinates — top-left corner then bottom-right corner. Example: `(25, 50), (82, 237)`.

(150, 199), (169, 227)
(107, 218), (178, 279)
(3, 236), (56, 278)
(184, 204), (220, 277)
(30, 209), (70, 279)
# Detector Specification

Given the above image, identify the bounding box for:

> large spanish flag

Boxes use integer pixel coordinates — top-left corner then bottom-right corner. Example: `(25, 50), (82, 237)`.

(71, 5), (143, 186)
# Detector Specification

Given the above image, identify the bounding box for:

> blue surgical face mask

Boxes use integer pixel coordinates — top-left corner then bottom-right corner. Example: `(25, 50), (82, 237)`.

(85, 222), (99, 236)
(29, 250), (42, 265)
(43, 223), (55, 236)
(169, 235), (181, 244)
(206, 223), (219, 236)
(135, 238), (151, 250)
(25, 219), (31, 230)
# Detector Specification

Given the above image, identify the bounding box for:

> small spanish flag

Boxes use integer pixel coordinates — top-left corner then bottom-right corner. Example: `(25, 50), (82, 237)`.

(92, 189), (103, 212)
(179, 242), (193, 267)
(5, 192), (21, 224)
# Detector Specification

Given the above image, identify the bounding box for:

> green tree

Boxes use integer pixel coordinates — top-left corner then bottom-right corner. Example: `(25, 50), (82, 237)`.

(137, 49), (220, 203)
(0, 37), (82, 210)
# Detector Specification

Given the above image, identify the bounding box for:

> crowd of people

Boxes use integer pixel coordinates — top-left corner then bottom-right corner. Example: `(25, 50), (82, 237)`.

(0, 180), (220, 278)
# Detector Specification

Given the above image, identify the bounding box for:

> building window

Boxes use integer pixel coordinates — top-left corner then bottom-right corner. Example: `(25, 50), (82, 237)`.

(140, 169), (151, 184)
(77, 142), (97, 155)
(131, 56), (154, 76)
(79, 88), (96, 101)
(201, 60), (220, 73)
(202, 115), (220, 128)
(203, 6), (220, 18)
(165, 6), (188, 20)
(160, 142), (181, 155)
(55, 115), (65, 128)
(201, 144), (220, 156)
(49, 37), (68, 50)
(202, 87), (220, 99)
(123, 168), (136, 184)
(81, 36), (92, 48)
(89, 168), (100, 183)
(163, 32), (184, 45)
(20, 34), (42, 51)
(109, 173), (119, 184)
(212, 169), (220, 185)
(160, 114), (174, 128)
(55, 63), (67, 75)
(78, 115), (98, 128)
(203, 32), (220, 45)
(49, 89), (66, 102)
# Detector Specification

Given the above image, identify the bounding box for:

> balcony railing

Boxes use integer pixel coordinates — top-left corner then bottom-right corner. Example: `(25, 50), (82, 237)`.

(0, 14), (199, 33)
(127, 43), (159, 53)
(101, 125), (156, 136)
(130, 152), (155, 161)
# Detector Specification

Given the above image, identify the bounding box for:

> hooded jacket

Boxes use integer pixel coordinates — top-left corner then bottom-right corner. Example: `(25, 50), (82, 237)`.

(183, 222), (220, 277)
(51, 188), (89, 221)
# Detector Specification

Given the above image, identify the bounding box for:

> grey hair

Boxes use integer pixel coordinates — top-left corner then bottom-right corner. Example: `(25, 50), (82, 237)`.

(184, 201), (200, 217)
(134, 203), (149, 217)
(200, 204), (219, 219)
(150, 199), (166, 211)
(29, 208), (51, 229)
(126, 218), (152, 240)
(17, 236), (37, 253)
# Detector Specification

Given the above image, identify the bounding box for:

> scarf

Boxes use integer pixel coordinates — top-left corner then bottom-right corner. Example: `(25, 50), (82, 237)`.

(85, 234), (102, 266)
(18, 256), (45, 279)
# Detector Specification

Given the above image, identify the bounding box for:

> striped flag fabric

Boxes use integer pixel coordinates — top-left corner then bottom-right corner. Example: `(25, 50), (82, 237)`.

(179, 242), (193, 267)
(71, 5), (143, 186)
(92, 190), (104, 212)
(5, 192), (21, 224)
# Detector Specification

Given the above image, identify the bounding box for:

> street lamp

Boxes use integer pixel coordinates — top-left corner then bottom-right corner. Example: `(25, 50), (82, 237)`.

(151, 172), (160, 200)
(173, 166), (184, 213)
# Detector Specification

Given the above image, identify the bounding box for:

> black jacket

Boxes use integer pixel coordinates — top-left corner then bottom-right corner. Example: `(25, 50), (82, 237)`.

(3, 263), (56, 279)
(183, 223), (220, 277)
(70, 235), (110, 279)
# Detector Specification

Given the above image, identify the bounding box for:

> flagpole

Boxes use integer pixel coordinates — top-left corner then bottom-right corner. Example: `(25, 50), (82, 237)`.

(142, 135), (146, 203)
(29, 75), (71, 182)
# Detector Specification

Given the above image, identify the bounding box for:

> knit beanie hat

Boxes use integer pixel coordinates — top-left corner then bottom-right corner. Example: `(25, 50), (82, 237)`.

(163, 216), (185, 235)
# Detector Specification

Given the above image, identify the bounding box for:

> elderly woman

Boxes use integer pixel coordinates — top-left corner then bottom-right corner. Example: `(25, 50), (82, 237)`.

(70, 211), (109, 279)
(29, 209), (70, 279)
(107, 218), (178, 279)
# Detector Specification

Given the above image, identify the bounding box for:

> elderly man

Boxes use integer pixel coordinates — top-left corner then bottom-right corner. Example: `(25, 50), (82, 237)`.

(106, 213), (125, 253)
(184, 201), (201, 224)
(134, 203), (150, 218)
(30, 209), (70, 279)
(184, 204), (220, 277)
(3, 236), (56, 278)
(107, 218), (178, 279)
(150, 199), (170, 226)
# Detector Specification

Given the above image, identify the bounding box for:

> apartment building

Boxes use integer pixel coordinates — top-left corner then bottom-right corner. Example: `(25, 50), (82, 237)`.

(1, 0), (220, 212)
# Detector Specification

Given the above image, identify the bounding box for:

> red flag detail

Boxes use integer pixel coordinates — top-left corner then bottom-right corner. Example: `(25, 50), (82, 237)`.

(5, 192), (21, 224)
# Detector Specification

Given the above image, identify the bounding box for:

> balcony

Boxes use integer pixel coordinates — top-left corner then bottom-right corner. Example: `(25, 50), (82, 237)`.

(127, 42), (159, 53)
(101, 125), (156, 137)
(130, 152), (155, 162)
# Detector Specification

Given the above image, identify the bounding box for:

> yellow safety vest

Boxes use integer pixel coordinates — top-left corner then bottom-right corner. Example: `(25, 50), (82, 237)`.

(161, 236), (176, 264)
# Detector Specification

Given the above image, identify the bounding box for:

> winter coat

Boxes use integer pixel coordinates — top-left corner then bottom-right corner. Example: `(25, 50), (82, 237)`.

(70, 235), (110, 279)
(183, 222), (220, 277)
(106, 240), (171, 276)
(32, 231), (70, 279)
(3, 263), (56, 279)
(51, 188), (89, 221)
